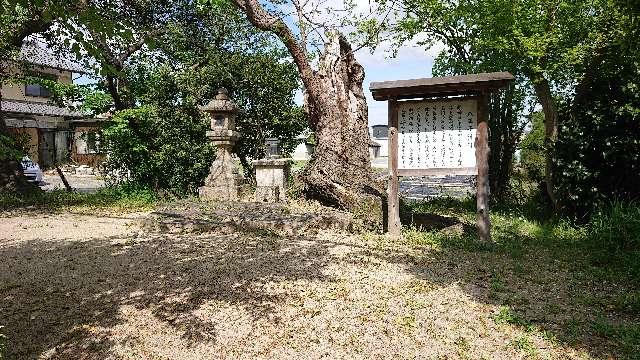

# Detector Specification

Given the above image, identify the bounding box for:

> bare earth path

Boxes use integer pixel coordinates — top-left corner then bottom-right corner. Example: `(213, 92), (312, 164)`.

(0, 212), (614, 359)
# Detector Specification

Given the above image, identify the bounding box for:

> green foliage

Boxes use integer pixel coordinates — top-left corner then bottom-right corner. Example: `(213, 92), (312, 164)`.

(176, 53), (307, 166)
(519, 112), (546, 183)
(510, 335), (537, 358)
(363, 0), (637, 217)
(494, 306), (528, 327)
(486, 86), (529, 200)
(555, 43), (640, 217)
(91, 3), (306, 189)
(0, 134), (23, 161)
(22, 76), (113, 116)
(101, 104), (214, 195)
(587, 201), (640, 279)
(591, 318), (640, 357)
(402, 196), (640, 282)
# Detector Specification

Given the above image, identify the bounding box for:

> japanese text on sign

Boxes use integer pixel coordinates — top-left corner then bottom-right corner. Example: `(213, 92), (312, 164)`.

(397, 98), (477, 171)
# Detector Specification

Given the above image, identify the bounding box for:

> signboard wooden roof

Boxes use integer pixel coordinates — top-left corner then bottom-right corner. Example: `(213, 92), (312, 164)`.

(370, 72), (514, 100)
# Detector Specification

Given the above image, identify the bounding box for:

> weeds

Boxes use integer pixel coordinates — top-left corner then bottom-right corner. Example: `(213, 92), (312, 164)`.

(489, 272), (507, 296)
(403, 197), (640, 281)
(587, 201), (640, 279)
(493, 306), (528, 327)
(510, 335), (538, 358)
(0, 183), (158, 212)
(592, 318), (640, 356)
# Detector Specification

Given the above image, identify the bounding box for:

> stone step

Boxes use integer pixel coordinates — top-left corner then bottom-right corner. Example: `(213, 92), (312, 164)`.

(140, 200), (353, 236)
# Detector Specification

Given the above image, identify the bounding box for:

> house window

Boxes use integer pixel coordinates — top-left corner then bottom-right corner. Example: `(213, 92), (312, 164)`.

(24, 74), (56, 98)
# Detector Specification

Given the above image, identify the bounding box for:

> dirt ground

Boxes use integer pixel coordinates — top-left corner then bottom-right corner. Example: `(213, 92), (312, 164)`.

(41, 173), (105, 193)
(0, 212), (623, 359)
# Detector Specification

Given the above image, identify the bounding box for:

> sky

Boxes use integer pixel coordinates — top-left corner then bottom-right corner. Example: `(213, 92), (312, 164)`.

(291, 43), (441, 127)
(357, 45), (438, 126)
(282, 0), (443, 127)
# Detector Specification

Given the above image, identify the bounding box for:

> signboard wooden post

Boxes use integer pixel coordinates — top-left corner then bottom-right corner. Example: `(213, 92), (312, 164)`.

(370, 72), (514, 242)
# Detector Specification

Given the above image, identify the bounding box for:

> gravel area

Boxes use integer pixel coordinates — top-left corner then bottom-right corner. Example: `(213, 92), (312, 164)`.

(41, 173), (105, 193)
(0, 212), (616, 359)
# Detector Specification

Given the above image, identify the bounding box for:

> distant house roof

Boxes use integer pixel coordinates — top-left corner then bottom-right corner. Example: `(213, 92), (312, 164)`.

(70, 117), (109, 125)
(2, 99), (87, 118)
(18, 39), (89, 74)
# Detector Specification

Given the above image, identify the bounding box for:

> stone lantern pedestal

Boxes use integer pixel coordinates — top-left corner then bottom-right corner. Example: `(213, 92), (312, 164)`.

(199, 88), (243, 201)
(252, 158), (291, 202)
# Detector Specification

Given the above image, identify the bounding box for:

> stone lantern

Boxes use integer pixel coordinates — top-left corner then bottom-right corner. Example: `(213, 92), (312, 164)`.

(199, 88), (243, 201)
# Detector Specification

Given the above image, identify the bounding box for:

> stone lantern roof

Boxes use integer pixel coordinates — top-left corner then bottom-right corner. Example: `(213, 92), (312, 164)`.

(199, 88), (239, 113)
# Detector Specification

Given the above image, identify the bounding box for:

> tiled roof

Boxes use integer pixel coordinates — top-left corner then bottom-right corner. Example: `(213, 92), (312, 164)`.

(19, 39), (89, 73)
(1, 100), (87, 118)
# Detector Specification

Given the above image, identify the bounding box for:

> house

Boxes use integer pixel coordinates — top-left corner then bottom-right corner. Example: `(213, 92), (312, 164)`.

(291, 128), (387, 162)
(2, 40), (105, 168)
(370, 124), (389, 158)
(369, 139), (381, 159)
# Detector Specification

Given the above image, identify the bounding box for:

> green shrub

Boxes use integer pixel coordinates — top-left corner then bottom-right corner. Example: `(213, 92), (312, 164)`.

(101, 105), (214, 195)
(518, 112), (546, 185)
(589, 201), (640, 253)
(587, 201), (640, 278)
(555, 42), (640, 218)
(0, 134), (24, 161)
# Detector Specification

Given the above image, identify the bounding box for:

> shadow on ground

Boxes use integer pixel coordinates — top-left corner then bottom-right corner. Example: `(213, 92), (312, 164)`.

(1, 211), (637, 358)
(365, 230), (639, 358)
(0, 230), (335, 358)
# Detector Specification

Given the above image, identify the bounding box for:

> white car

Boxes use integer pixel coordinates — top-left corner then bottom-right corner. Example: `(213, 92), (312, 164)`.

(21, 156), (43, 184)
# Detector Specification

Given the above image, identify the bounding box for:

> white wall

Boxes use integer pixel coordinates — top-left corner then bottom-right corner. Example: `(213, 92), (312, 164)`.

(292, 143), (314, 161)
(376, 138), (389, 157)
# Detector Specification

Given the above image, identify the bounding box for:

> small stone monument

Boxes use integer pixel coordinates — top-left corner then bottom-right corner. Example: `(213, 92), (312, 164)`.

(253, 138), (291, 202)
(199, 88), (243, 201)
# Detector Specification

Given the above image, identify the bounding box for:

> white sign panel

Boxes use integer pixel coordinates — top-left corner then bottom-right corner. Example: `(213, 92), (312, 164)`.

(397, 98), (477, 172)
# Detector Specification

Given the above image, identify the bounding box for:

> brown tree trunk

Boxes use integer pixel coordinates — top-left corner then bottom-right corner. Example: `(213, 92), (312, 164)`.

(529, 74), (558, 209)
(301, 32), (382, 214)
(228, 0), (384, 224)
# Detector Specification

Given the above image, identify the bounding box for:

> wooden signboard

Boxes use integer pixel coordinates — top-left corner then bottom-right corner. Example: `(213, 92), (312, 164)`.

(370, 72), (515, 242)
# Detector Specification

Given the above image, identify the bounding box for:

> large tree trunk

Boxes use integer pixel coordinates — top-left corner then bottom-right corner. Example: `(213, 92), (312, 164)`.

(227, 0), (384, 226)
(529, 74), (558, 209)
(301, 32), (382, 213)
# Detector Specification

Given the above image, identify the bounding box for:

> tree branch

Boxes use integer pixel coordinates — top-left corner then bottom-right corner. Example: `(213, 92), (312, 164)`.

(229, 0), (316, 88)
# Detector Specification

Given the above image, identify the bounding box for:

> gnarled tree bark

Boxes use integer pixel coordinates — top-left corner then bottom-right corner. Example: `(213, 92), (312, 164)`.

(526, 71), (558, 209)
(227, 0), (383, 223)
(302, 32), (382, 210)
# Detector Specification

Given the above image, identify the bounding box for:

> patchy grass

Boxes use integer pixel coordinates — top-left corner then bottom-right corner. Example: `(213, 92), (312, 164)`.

(398, 196), (640, 359)
(2, 194), (640, 358)
(0, 183), (159, 213)
(510, 335), (538, 358)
